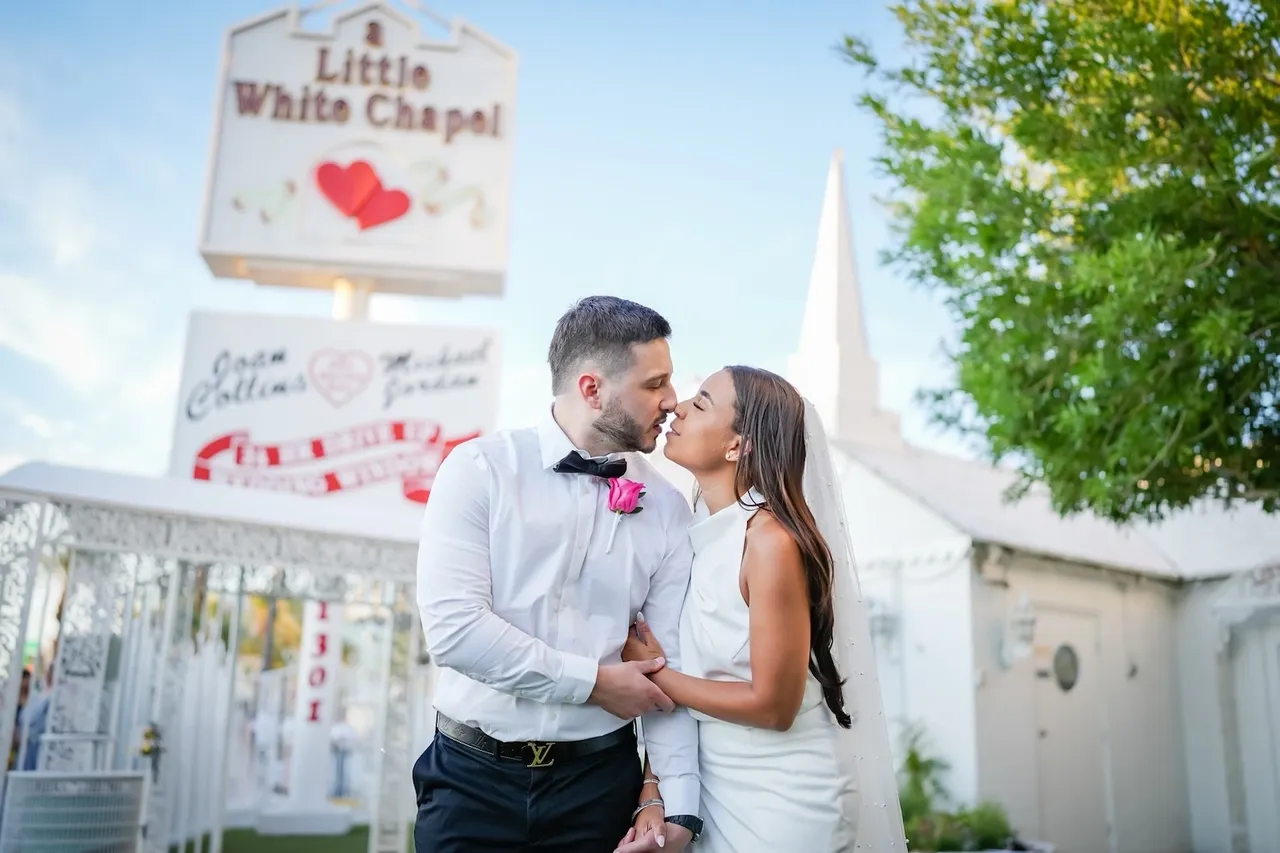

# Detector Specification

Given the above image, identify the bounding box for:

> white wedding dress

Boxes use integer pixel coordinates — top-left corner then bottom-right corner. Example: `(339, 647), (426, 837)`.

(675, 401), (908, 852)
(681, 490), (859, 851)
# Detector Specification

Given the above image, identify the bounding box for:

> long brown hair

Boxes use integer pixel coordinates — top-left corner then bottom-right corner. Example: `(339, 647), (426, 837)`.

(725, 365), (850, 728)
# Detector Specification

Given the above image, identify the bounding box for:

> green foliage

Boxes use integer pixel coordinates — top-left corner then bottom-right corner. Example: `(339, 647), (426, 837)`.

(899, 721), (952, 822)
(908, 810), (969, 852)
(960, 802), (1015, 849)
(844, 0), (1280, 522)
(906, 802), (1016, 851)
(897, 723), (1016, 851)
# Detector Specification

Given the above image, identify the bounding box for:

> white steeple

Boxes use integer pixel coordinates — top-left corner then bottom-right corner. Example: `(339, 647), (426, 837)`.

(786, 149), (902, 449)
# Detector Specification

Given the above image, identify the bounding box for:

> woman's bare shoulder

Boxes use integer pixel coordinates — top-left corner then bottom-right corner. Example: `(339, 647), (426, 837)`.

(743, 510), (805, 585)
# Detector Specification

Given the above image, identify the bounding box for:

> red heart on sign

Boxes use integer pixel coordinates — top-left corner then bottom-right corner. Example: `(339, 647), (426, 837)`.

(356, 188), (411, 230)
(316, 160), (380, 217)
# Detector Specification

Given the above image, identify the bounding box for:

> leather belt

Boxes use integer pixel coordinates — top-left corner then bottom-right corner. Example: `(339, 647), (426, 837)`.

(435, 713), (635, 768)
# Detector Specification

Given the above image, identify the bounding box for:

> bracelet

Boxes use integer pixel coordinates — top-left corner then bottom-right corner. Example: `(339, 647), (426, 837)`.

(631, 798), (664, 821)
(642, 777), (661, 786)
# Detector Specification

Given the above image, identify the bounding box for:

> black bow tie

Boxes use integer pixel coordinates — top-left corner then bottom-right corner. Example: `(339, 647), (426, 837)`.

(553, 451), (627, 479)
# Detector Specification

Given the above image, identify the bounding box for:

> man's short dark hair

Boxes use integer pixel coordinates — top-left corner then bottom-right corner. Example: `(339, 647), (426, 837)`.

(548, 296), (672, 394)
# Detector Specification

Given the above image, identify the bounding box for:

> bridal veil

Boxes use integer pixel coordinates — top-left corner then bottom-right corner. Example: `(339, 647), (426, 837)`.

(801, 399), (908, 851)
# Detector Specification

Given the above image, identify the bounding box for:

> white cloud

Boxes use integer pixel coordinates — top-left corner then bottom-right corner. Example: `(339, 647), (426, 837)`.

(0, 452), (26, 475)
(0, 79), (182, 477)
(0, 78), (26, 171)
(0, 393), (83, 474)
(0, 273), (115, 392)
(119, 359), (182, 410)
(0, 91), (99, 269)
(11, 407), (56, 441)
(28, 176), (102, 269)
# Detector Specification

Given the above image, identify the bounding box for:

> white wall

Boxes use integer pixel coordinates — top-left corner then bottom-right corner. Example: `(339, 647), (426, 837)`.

(834, 451), (980, 804)
(1176, 580), (1237, 853)
(1231, 615), (1280, 853)
(1184, 576), (1280, 853)
(972, 552), (1191, 853)
(897, 551), (980, 806)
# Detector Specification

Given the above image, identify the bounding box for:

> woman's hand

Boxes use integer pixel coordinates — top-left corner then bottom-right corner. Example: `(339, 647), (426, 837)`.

(615, 781), (667, 852)
(621, 614), (666, 664)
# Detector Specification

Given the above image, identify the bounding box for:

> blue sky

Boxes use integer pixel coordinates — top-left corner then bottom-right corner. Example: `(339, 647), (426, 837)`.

(0, 0), (964, 477)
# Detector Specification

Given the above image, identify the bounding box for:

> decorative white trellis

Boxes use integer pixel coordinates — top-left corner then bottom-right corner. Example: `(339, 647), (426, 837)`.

(0, 462), (424, 853)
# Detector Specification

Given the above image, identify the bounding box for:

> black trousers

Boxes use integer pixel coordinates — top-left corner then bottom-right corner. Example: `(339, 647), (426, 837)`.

(413, 729), (643, 852)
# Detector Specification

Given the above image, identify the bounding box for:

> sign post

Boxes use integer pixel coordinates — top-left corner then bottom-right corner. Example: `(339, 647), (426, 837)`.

(279, 275), (369, 823)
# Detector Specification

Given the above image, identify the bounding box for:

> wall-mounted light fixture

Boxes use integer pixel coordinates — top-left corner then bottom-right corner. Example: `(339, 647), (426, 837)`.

(998, 594), (1037, 669)
(869, 599), (897, 643)
(867, 598), (901, 663)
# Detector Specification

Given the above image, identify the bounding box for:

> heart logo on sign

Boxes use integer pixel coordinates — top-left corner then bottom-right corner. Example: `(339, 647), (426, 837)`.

(316, 161), (380, 217)
(356, 188), (410, 230)
(308, 349), (375, 408)
(314, 160), (411, 230)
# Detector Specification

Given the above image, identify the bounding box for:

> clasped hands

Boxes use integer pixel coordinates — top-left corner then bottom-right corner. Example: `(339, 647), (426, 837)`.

(610, 617), (691, 852)
(589, 614), (672, 719)
(622, 612), (667, 667)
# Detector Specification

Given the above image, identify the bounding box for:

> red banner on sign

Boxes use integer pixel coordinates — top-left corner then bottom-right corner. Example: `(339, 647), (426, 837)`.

(191, 419), (477, 503)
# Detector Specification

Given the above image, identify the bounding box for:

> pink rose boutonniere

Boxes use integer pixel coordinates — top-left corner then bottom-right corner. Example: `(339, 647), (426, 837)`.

(605, 477), (645, 552)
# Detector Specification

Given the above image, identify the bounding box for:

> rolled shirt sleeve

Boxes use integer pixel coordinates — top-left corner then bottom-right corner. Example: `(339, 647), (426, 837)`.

(637, 502), (700, 817)
(417, 442), (599, 704)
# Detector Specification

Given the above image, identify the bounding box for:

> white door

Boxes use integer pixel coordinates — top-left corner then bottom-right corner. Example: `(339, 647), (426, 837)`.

(1033, 608), (1113, 853)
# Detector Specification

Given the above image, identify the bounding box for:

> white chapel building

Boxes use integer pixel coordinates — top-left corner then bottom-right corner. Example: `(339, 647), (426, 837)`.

(654, 151), (1280, 853)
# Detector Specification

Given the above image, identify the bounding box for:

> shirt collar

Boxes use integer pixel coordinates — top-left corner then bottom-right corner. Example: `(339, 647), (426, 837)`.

(538, 405), (625, 470)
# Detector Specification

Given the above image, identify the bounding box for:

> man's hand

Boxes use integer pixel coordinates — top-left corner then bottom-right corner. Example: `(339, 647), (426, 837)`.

(614, 823), (693, 852)
(589, 659), (674, 719)
(622, 614), (667, 664)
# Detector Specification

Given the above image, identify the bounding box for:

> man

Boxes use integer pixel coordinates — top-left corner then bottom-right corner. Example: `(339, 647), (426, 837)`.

(415, 296), (700, 851)
(19, 665), (51, 771)
(8, 669), (30, 770)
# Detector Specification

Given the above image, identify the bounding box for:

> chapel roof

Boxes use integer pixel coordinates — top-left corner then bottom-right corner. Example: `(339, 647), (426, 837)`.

(838, 439), (1280, 582)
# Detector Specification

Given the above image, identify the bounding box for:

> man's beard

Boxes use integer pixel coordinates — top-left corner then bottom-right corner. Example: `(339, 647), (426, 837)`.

(592, 397), (654, 453)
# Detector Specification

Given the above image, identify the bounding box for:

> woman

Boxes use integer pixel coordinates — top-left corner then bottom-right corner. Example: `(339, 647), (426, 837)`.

(616, 366), (905, 852)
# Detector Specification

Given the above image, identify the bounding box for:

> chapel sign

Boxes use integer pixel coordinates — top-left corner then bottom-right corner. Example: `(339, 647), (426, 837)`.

(198, 2), (517, 297)
(167, 310), (500, 511)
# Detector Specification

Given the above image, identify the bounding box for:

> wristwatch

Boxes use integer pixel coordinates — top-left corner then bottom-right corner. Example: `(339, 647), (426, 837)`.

(665, 814), (703, 842)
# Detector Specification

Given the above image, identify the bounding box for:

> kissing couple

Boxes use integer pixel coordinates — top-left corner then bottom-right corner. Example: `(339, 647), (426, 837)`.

(414, 296), (907, 851)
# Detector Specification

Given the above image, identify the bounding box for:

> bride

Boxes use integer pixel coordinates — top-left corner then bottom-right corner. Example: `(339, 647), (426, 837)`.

(614, 366), (906, 853)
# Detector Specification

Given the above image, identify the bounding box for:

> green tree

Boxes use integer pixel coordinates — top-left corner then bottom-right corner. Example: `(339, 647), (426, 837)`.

(844, 0), (1280, 522)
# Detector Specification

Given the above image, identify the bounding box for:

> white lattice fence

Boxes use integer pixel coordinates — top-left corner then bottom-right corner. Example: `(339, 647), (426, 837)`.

(168, 636), (235, 848)
(0, 487), (420, 853)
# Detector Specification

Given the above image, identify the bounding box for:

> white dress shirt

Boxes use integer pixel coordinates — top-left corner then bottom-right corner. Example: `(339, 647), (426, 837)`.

(417, 408), (701, 817)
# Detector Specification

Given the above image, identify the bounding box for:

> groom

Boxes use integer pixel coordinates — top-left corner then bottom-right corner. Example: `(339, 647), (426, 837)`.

(415, 296), (701, 851)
